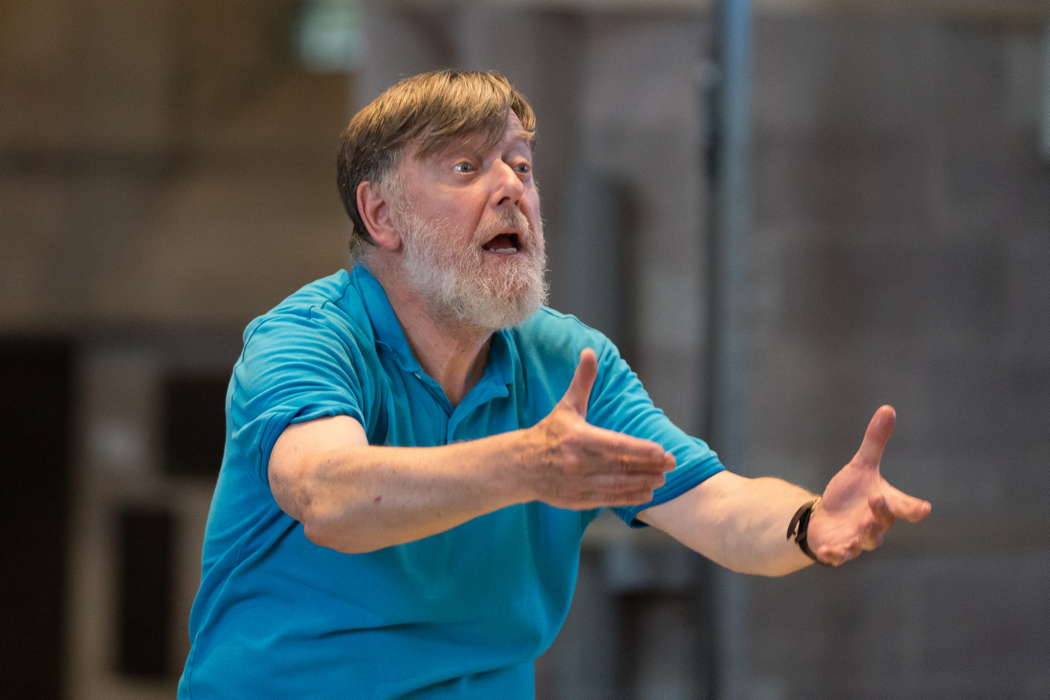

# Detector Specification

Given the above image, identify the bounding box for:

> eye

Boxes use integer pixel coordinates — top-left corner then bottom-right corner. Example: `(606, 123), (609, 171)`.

(452, 161), (476, 174)
(513, 161), (532, 175)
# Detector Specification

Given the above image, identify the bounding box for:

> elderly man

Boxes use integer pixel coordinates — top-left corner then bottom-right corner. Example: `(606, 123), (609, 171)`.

(179, 70), (931, 699)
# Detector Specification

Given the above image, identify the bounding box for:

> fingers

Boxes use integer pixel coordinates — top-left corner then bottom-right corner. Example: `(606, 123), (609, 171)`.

(561, 348), (598, 415)
(581, 425), (675, 473)
(882, 482), (932, 522)
(590, 468), (668, 491)
(869, 494), (896, 530)
(545, 432), (676, 509)
(574, 489), (659, 508)
(812, 488), (930, 566)
(559, 468), (666, 509)
(856, 495), (893, 551)
(853, 404), (896, 468)
(814, 542), (862, 567)
(540, 355), (681, 509)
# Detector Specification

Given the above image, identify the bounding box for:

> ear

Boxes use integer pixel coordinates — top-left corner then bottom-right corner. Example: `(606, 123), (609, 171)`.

(356, 180), (401, 251)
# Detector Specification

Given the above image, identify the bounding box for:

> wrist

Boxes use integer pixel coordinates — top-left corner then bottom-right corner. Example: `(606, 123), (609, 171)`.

(497, 427), (546, 505)
(787, 497), (831, 567)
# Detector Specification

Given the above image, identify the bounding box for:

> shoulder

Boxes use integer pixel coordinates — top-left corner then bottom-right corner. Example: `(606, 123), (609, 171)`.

(241, 270), (373, 351)
(230, 272), (381, 395)
(503, 307), (624, 393)
(510, 306), (616, 360)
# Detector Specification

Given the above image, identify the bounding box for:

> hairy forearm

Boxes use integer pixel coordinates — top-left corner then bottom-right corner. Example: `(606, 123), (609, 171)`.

(280, 430), (534, 554)
(271, 381), (672, 554)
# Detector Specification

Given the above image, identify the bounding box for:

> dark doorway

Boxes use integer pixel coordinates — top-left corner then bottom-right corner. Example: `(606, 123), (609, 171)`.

(0, 337), (74, 699)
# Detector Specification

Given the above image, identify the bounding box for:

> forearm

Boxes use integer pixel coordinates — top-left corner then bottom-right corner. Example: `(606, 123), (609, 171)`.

(641, 472), (817, 577)
(645, 406), (933, 574)
(710, 476), (817, 576)
(281, 429), (534, 554)
(271, 376), (673, 554)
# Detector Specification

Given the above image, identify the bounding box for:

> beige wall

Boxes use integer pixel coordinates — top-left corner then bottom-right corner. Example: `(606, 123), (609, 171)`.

(2, 0), (348, 329)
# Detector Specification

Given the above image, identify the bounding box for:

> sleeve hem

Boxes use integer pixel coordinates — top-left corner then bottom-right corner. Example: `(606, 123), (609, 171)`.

(254, 403), (366, 485)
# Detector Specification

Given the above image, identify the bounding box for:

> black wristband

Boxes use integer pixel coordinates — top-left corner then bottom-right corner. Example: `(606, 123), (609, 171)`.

(787, 498), (831, 567)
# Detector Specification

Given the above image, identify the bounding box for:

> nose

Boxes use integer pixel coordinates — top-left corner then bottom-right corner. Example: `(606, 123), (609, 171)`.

(492, 160), (525, 207)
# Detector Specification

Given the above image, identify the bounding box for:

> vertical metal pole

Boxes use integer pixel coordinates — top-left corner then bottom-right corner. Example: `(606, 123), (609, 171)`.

(1041, 23), (1049, 161)
(702, 1), (752, 698)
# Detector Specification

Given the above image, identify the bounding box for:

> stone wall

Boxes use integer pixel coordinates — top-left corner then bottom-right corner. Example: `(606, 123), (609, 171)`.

(740, 15), (1049, 699)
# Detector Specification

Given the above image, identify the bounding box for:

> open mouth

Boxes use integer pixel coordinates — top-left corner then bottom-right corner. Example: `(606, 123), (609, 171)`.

(481, 232), (521, 255)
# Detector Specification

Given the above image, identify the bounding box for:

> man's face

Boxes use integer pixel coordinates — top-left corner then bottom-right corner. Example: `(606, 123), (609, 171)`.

(387, 111), (547, 330)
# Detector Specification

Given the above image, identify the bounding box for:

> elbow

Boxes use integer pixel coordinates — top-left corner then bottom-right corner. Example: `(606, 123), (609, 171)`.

(300, 515), (343, 551)
(271, 464), (378, 554)
(298, 504), (386, 555)
(301, 517), (372, 555)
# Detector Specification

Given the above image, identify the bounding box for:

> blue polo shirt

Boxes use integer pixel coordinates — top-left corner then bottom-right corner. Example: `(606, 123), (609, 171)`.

(179, 265), (723, 699)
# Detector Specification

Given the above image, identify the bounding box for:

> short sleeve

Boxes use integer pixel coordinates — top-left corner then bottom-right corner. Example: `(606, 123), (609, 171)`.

(585, 338), (724, 527)
(228, 310), (369, 484)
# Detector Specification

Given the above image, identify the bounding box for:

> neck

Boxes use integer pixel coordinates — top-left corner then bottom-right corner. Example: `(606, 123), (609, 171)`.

(368, 260), (493, 407)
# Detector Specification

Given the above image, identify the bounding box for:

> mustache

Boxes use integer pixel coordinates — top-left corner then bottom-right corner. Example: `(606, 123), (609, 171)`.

(483, 208), (541, 249)
(501, 208), (530, 229)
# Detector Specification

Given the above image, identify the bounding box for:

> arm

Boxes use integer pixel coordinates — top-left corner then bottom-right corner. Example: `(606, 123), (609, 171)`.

(639, 405), (932, 576)
(269, 349), (675, 553)
(638, 471), (817, 576)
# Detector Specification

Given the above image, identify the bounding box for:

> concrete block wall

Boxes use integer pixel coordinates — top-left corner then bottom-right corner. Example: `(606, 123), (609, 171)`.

(740, 15), (1049, 699)
(359, 6), (1050, 698)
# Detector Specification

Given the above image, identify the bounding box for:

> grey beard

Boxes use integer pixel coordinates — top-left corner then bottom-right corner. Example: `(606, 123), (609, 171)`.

(399, 213), (548, 331)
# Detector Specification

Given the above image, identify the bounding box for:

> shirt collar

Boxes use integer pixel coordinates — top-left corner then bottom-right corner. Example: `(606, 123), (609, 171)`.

(349, 264), (513, 388)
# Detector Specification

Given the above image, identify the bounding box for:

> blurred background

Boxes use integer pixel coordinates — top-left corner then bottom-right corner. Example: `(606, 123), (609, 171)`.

(2, 0), (1047, 698)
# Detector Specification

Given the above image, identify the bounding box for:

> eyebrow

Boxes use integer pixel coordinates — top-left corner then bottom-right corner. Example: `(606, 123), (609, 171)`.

(414, 123), (537, 164)
(421, 131), (536, 163)
(508, 129), (536, 148)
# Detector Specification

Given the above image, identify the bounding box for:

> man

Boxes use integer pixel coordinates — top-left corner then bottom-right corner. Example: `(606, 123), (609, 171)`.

(179, 70), (931, 699)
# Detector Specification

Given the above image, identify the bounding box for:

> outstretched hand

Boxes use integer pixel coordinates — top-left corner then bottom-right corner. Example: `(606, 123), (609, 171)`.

(524, 348), (676, 510)
(806, 405), (932, 566)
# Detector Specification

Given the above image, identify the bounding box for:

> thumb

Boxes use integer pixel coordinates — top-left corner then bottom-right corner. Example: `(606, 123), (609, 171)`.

(561, 348), (598, 415)
(854, 404), (895, 468)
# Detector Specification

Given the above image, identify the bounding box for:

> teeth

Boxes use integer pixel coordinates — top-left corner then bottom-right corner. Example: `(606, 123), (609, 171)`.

(489, 247), (517, 253)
